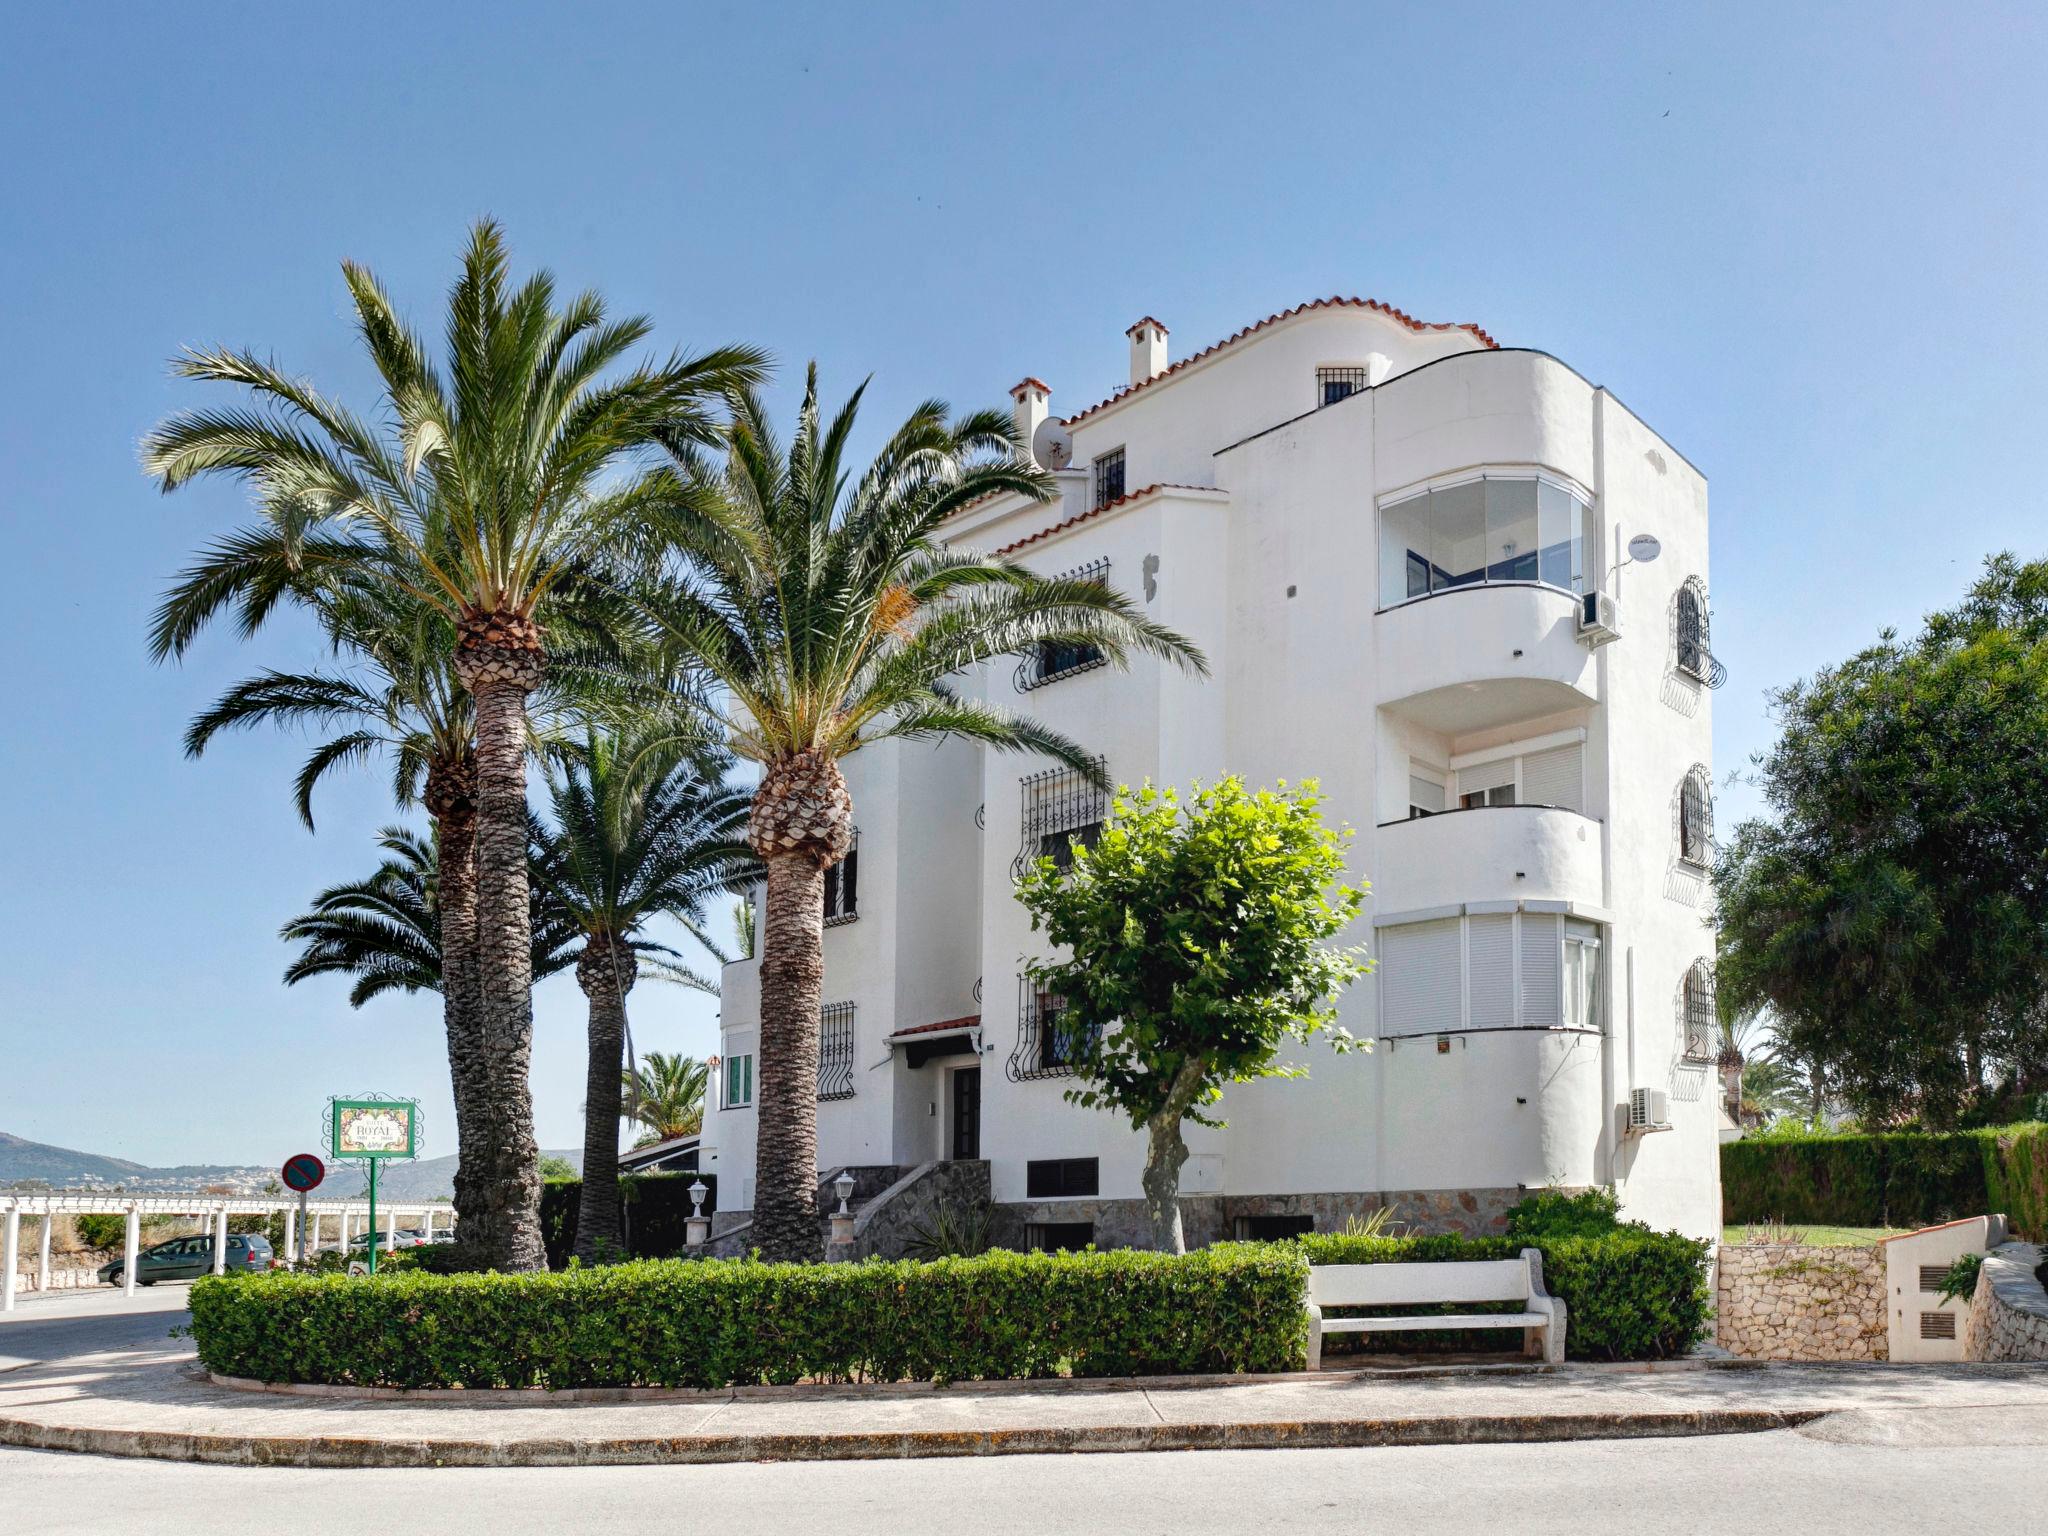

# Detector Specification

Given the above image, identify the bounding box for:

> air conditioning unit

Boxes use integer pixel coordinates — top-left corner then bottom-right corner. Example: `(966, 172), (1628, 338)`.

(1626, 1087), (1672, 1135)
(1578, 591), (1621, 648)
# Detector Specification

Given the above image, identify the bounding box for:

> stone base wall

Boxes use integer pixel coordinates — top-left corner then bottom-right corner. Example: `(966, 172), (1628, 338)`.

(1963, 1241), (2048, 1362)
(854, 1161), (992, 1259)
(991, 1186), (1521, 1252)
(1716, 1244), (1888, 1361)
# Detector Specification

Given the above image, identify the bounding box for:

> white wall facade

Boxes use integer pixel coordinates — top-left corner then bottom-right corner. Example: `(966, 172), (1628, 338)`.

(702, 300), (1722, 1245)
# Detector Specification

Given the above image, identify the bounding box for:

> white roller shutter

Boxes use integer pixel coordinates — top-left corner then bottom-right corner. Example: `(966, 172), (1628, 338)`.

(1520, 912), (1562, 1028)
(1379, 918), (1462, 1036)
(1408, 774), (1445, 814)
(1466, 913), (1515, 1029)
(1520, 743), (1583, 813)
(1459, 758), (1516, 798)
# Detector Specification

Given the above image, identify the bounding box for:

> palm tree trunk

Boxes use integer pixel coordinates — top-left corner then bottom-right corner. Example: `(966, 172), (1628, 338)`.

(427, 758), (484, 1254)
(753, 850), (827, 1262)
(456, 625), (547, 1273)
(573, 939), (635, 1264)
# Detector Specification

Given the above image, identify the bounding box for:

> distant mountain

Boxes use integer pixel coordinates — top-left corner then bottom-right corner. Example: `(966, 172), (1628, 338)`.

(0, 1131), (582, 1202)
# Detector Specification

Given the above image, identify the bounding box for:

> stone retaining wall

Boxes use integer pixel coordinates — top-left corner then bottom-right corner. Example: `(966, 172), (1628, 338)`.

(1963, 1241), (2048, 1362)
(1716, 1244), (1888, 1361)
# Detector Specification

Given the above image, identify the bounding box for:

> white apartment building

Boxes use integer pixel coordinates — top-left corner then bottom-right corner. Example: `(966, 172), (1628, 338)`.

(704, 297), (1723, 1249)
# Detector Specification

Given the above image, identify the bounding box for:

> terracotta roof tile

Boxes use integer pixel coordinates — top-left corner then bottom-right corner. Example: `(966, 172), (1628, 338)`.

(1065, 297), (1496, 427)
(992, 482), (1217, 556)
(1009, 376), (1051, 398)
(1125, 316), (1170, 336)
(888, 1015), (981, 1039)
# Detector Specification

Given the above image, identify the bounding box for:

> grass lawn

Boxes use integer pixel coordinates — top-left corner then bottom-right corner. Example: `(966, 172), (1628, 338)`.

(1721, 1224), (1908, 1248)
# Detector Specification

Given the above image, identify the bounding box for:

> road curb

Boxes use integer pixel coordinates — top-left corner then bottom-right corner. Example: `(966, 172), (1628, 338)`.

(0, 1407), (1826, 1468)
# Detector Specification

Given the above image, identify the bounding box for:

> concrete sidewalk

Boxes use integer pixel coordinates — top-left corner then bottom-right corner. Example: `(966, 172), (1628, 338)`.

(5, 1319), (2047, 1467)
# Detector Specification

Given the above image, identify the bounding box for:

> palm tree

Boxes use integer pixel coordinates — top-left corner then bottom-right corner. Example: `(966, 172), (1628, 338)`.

(533, 731), (752, 1261)
(646, 370), (1205, 1259)
(281, 824), (582, 1003)
(621, 1052), (711, 1142)
(144, 221), (765, 1270)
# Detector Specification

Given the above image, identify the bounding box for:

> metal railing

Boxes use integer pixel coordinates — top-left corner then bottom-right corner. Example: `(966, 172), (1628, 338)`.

(817, 1001), (857, 1100)
(1006, 979), (1098, 1081)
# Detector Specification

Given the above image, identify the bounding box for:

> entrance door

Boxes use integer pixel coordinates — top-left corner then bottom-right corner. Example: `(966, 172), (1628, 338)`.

(951, 1067), (981, 1160)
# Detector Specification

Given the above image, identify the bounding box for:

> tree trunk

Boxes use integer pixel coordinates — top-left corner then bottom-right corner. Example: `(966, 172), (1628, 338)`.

(753, 851), (828, 1261)
(573, 938), (636, 1264)
(746, 749), (854, 1265)
(454, 617), (547, 1273)
(1140, 1061), (1211, 1254)
(427, 756), (483, 1256)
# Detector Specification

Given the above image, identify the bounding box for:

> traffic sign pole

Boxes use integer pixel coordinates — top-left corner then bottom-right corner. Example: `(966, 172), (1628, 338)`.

(366, 1158), (379, 1276)
(297, 1187), (308, 1266)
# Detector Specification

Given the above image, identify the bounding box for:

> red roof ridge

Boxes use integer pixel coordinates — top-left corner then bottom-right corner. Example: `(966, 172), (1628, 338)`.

(1009, 376), (1051, 397)
(889, 1015), (981, 1038)
(1125, 316), (1169, 336)
(1065, 297), (1497, 427)
(991, 482), (1217, 556)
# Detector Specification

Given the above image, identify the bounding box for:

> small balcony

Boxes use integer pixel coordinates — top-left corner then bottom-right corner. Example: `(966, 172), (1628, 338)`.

(1374, 803), (1604, 916)
(1377, 583), (1597, 734)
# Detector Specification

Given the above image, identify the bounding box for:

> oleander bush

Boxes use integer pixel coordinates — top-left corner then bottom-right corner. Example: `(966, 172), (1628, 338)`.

(1288, 1194), (1713, 1362)
(187, 1244), (1309, 1389)
(1722, 1124), (2048, 1236)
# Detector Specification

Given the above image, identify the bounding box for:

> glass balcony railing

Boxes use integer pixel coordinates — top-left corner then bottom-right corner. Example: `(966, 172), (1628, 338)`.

(1378, 473), (1588, 610)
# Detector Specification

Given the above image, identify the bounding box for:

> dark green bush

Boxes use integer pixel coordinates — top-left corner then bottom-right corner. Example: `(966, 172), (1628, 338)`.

(539, 1172), (717, 1268)
(188, 1245), (1308, 1389)
(1722, 1124), (2048, 1233)
(73, 1213), (126, 1249)
(1294, 1209), (1711, 1362)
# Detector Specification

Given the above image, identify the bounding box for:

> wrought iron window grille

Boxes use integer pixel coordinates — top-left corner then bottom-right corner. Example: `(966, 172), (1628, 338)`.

(1008, 978), (1099, 1081)
(817, 1001), (856, 1100)
(1012, 759), (1108, 879)
(822, 829), (859, 927)
(1316, 365), (1369, 407)
(1015, 558), (1111, 692)
(1680, 960), (1717, 1063)
(1675, 577), (1727, 688)
(1092, 448), (1126, 509)
(1677, 765), (1716, 869)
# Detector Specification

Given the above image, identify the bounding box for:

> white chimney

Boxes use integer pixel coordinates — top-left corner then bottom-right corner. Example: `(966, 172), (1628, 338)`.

(1009, 377), (1050, 455)
(1126, 317), (1169, 386)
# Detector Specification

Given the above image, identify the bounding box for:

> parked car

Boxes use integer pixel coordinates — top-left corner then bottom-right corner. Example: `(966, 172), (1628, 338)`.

(99, 1233), (274, 1286)
(347, 1228), (428, 1251)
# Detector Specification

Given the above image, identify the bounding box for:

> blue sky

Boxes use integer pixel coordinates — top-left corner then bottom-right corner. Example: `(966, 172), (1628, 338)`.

(2, 4), (2043, 1167)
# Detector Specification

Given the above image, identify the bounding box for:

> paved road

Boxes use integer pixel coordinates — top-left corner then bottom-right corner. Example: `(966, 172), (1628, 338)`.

(6, 1286), (2045, 1532)
(5, 1426), (2045, 1534)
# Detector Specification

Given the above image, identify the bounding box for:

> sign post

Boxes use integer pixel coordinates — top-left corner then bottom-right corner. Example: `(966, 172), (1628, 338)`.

(327, 1098), (419, 1276)
(280, 1153), (326, 1267)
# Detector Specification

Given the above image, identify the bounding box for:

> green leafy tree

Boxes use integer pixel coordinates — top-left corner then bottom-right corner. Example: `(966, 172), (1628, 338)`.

(622, 1052), (711, 1142)
(645, 369), (1203, 1260)
(1716, 554), (2048, 1124)
(532, 732), (753, 1261)
(1015, 779), (1370, 1253)
(144, 221), (764, 1269)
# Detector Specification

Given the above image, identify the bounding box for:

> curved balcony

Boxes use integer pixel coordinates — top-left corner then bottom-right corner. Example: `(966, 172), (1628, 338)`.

(1373, 803), (1604, 916)
(1376, 583), (1596, 734)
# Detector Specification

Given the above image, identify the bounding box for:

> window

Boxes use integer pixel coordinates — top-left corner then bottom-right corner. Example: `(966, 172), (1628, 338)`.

(1235, 1214), (1316, 1241)
(822, 834), (859, 926)
(817, 1002), (856, 1100)
(1681, 960), (1716, 1062)
(722, 1053), (754, 1109)
(1008, 978), (1100, 1080)
(1438, 738), (1586, 818)
(1408, 771), (1446, 819)
(1461, 784), (1517, 810)
(1026, 1157), (1100, 1198)
(1675, 578), (1723, 686)
(1316, 365), (1369, 407)
(1014, 558), (1110, 691)
(1027, 1221), (1096, 1252)
(1013, 761), (1108, 879)
(1378, 912), (1604, 1037)
(1092, 447), (1126, 508)
(1459, 757), (1517, 810)
(1678, 766), (1714, 867)
(1378, 474), (1589, 609)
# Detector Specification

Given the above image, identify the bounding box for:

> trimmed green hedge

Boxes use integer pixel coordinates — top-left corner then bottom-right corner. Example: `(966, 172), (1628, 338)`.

(1292, 1224), (1712, 1363)
(539, 1172), (717, 1268)
(1722, 1124), (2048, 1236)
(187, 1245), (1309, 1389)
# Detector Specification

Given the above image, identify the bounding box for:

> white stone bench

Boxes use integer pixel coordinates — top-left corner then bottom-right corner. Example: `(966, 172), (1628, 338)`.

(1305, 1249), (1566, 1369)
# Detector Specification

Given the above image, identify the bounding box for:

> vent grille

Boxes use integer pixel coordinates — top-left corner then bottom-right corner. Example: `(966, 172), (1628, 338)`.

(1918, 1265), (1951, 1293)
(1919, 1310), (1957, 1341)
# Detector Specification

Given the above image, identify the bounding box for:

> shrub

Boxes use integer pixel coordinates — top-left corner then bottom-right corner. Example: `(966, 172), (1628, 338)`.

(187, 1245), (1309, 1389)
(1722, 1124), (2048, 1234)
(1936, 1252), (1983, 1307)
(1294, 1206), (1712, 1362)
(539, 1172), (716, 1268)
(73, 1213), (126, 1249)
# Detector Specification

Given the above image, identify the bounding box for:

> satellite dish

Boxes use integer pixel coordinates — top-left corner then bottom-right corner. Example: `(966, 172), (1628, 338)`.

(1627, 533), (1662, 564)
(1031, 418), (1074, 471)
